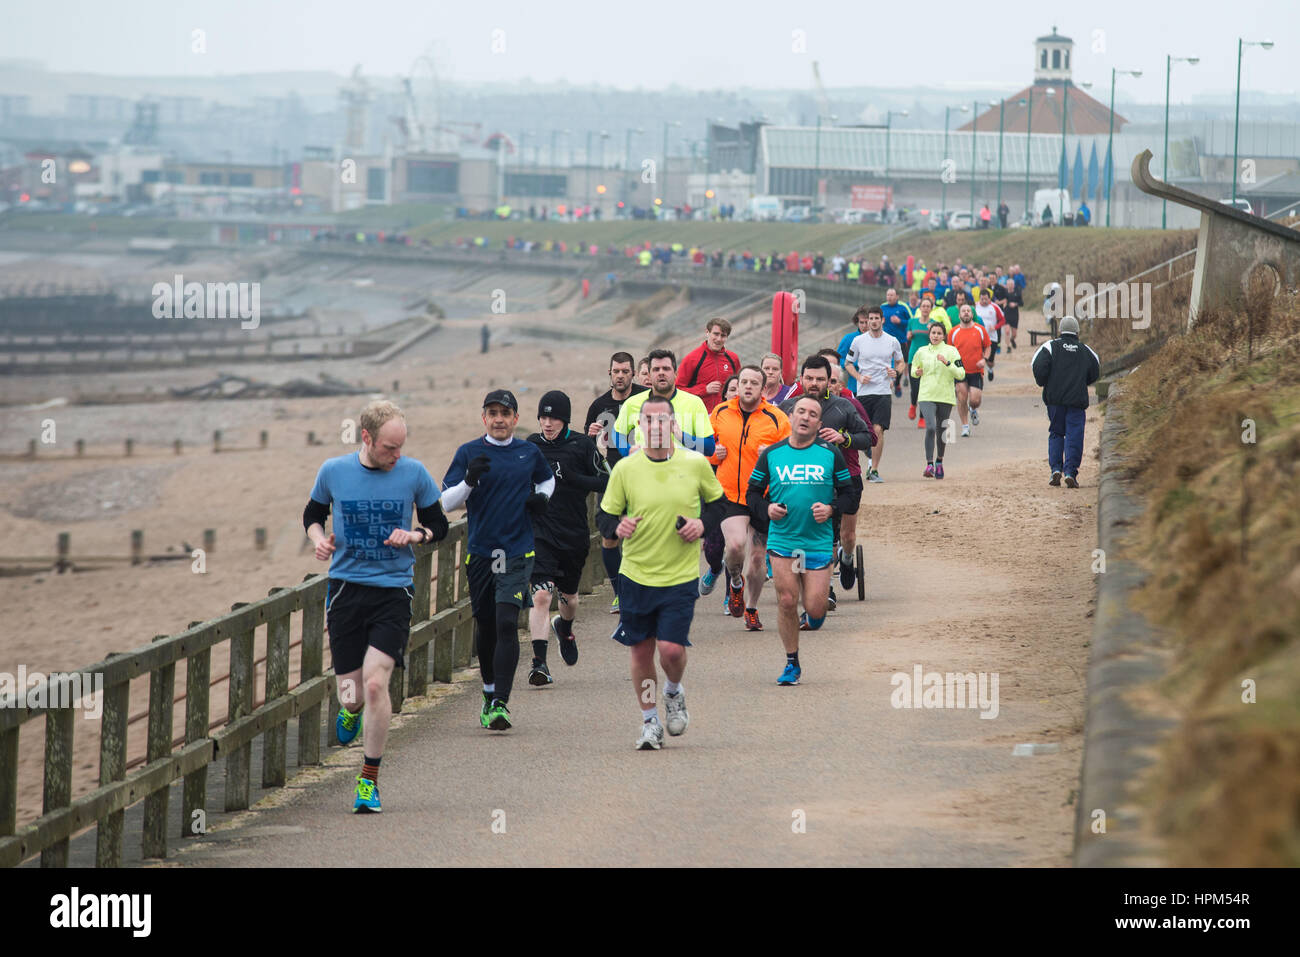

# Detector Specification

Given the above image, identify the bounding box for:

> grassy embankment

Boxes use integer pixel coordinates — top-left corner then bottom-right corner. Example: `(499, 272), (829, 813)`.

(1116, 284), (1300, 866)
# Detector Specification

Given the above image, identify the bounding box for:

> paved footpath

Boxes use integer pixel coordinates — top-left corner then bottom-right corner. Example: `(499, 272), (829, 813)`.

(171, 339), (1100, 867)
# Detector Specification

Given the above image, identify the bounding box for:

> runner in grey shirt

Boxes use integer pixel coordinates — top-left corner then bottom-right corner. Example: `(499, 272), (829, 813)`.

(845, 306), (905, 481)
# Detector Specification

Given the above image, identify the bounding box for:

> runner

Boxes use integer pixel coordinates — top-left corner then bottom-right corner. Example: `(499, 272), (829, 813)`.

(747, 395), (859, 685)
(949, 304), (991, 437)
(760, 352), (798, 404)
(441, 390), (555, 732)
(819, 354), (873, 594)
(525, 390), (608, 686)
(906, 297), (950, 427)
(998, 278), (1023, 352)
(836, 306), (871, 370)
(880, 288), (912, 399)
(585, 351), (649, 615)
(845, 306), (905, 482)
(304, 400), (448, 812)
(597, 395), (727, 750)
(635, 357), (651, 388)
(780, 354), (873, 609)
(974, 288), (1006, 382)
(676, 318), (742, 413)
(706, 365), (791, 630)
(910, 321), (966, 479)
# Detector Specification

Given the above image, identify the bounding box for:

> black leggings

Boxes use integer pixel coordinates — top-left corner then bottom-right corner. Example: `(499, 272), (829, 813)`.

(909, 372), (921, 407)
(919, 401), (954, 461)
(475, 605), (521, 702)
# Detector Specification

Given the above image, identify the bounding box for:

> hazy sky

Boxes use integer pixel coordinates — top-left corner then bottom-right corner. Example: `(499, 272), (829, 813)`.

(4, 0), (1297, 102)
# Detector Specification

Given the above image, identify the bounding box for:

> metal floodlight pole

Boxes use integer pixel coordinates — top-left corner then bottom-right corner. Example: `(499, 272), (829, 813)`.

(1233, 38), (1274, 205)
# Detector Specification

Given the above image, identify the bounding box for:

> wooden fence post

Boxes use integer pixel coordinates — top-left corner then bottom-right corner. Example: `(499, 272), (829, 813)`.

(298, 578), (324, 766)
(75, 439), (85, 457)
(263, 590), (290, 788)
(254, 528), (267, 551)
(56, 532), (70, 574)
(433, 540), (456, 682)
(0, 725), (18, 844)
(131, 530), (143, 566)
(213, 430), (222, 453)
(182, 644), (211, 838)
(125, 438), (133, 457)
(259, 430), (268, 449)
(142, 633), (174, 859)
(407, 551), (433, 696)
(174, 439), (183, 455)
(224, 614), (254, 811)
(40, 704), (74, 867)
(203, 529), (216, 554)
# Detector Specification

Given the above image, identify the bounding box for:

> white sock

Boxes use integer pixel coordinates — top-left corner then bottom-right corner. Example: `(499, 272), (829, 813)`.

(664, 680), (682, 696)
(483, 683), (495, 694)
(642, 706), (659, 723)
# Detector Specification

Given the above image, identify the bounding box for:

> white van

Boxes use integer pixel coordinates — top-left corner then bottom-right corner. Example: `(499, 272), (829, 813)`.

(1032, 188), (1071, 225)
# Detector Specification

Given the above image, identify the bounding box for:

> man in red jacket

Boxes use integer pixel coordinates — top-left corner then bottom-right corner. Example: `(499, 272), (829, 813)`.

(676, 318), (741, 413)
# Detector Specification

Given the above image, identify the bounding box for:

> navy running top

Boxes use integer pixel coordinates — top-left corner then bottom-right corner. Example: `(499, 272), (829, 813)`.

(444, 437), (553, 558)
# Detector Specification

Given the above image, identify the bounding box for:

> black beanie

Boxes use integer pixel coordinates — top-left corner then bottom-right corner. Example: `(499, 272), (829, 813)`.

(537, 390), (571, 424)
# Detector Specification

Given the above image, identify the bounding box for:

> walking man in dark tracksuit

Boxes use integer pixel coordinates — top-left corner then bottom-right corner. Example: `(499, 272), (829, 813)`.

(1031, 316), (1100, 488)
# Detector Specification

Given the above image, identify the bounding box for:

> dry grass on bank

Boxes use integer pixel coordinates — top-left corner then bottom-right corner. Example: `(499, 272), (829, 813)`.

(1117, 286), (1300, 866)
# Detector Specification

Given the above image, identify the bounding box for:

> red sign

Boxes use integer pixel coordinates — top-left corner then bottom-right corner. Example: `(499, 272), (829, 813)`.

(850, 185), (893, 211)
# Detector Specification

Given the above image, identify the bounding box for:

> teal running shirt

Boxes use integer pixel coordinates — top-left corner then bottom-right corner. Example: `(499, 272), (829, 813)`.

(747, 439), (852, 555)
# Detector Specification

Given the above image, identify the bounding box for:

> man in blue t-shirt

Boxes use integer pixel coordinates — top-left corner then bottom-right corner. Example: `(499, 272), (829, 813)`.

(880, 287), (913, 398)
(441, 390), (555, 732)
(304, 400), (447, 813)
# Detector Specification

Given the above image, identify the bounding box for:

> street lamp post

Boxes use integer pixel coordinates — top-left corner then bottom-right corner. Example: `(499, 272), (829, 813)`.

(814, 113), (836, 206)
(1105, 69), (1141, 228)
(941, 104), (969, 227)
(1163, 54), (1200, 229)
(584, 130), (592, 211)
(624, 127), (643, 208)
(995, 99), (1008, 219)
(1023, 91), (1042, 220)
(662, 120), (680, 214)
(884, 109), (908, 179)
(970, 100), (996, 224)
(1233, 38), (1274, 205)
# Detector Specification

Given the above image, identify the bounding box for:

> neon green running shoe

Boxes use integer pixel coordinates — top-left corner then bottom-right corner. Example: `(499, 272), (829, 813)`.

(353, 775), (381, 813)
(486, 699), (512, 731)
(479, 696), (492, 729)
(336, 707), (362, 745)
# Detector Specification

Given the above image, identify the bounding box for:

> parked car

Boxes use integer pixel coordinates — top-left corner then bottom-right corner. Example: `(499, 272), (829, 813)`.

(946, 211), (973, 231)
(1220, 198), (1254, 215)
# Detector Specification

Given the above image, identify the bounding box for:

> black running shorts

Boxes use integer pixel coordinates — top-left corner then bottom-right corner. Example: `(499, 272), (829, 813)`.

(325, 579), (413, 674)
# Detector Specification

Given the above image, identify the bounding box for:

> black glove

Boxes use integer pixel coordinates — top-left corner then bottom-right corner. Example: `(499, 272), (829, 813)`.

(525, 492), (549, 517)
(465, 455), (491, 487)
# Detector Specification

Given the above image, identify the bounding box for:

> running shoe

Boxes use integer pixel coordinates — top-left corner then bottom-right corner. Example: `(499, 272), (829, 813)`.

(923, 463), (935, 478)
(1049, 471), (1062, 486)
(934, 462), (945, 480)
(987, 368), (994, 382)
(609, 595), (620, 614)
(908, 404), (917, 420)
(894, 383), (903, 398)
(961, 425), (971, 437)
(726, 578), (744, 618)
(777, 662), (802, 686)
(917, 416), (925, 429)
(698, 568), (718, 596)
(799, 612), (810, 631)
(867, 469), (883, 483)
(479, 697), (492, 729)
(827, 587), (837, 612)
(553, 614), (578, 666)
(528, 660), (554, 686)
(335, 707), (362, 746)
(971, 408), (980, 425)
(664, 690), (689, 736)
(486, 699), (512, 731)
(635, 719), (664, 751)
(353, 775), (381, 814)
(839, 554), (855, 590)
(1064, 474), (1079, 489)
(744, 609), (763, 631)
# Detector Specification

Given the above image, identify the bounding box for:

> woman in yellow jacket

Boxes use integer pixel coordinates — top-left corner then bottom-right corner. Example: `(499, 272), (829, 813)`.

(910, 321), (965, 479)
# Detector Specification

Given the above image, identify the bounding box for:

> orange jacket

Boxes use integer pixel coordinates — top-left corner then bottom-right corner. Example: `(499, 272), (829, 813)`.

(708, 398), (791, 504)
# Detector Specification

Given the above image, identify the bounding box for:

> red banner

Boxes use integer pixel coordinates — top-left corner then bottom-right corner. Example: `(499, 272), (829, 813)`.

(850, 185), (893, 211)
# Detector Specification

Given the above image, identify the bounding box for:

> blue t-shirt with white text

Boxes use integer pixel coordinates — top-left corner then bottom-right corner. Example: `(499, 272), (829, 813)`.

(309, 453), (440, 587)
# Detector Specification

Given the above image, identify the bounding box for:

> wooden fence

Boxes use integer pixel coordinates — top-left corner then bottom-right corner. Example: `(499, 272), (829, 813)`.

(0, 506), (604, 867)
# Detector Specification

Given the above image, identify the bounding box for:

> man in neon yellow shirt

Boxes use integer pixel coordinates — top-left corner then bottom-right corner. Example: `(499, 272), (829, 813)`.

(611, 349), (715, 461)
(598, 395), (726, 750)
